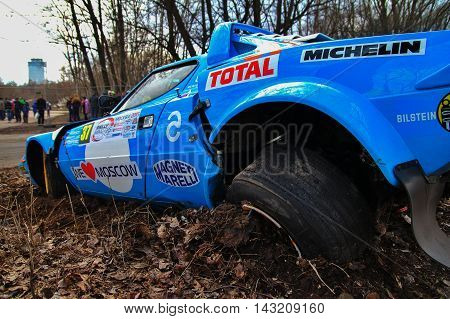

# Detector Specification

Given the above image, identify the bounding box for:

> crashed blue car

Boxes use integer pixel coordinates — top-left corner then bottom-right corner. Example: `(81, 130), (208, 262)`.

(22, 23), (450, 266)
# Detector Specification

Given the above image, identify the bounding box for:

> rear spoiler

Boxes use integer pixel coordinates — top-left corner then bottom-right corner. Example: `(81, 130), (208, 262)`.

(207, 22), (273, 66)
(206, 22), (333, 67)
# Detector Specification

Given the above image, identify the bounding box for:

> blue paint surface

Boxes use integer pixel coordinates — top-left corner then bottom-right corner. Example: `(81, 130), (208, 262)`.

(22, 23), (450, 207)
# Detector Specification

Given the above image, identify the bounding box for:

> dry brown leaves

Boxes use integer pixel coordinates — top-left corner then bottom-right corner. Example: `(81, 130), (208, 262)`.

(0, 168), (449, 299)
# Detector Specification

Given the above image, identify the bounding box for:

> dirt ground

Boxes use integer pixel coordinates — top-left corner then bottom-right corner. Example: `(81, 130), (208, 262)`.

(0, 168), (448, 299)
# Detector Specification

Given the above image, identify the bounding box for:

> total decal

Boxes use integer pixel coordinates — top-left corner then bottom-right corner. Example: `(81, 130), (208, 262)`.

(153, 159), (199, 187)
(205, 53), (279, 90)
(79, 109), (141, 144)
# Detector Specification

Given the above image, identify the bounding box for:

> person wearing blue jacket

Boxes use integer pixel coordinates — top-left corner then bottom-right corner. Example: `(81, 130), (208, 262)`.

(32, 99), (37, 116)
(23, 101), (30, 123)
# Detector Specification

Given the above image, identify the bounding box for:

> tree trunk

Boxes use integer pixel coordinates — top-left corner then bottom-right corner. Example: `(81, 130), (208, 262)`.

(117, 0), (128, 92)
(98, 0), (119, 90)
(82, 0), (110, 90)
(68, 0), (97, 94)
(166, 8), (181, 61)
(222, 0), (229, 21)
(205, 0), (214, 35)
(253, 0), (261, 27)
(163, 0), (197, 57)
(201, 0), (208, 53)
(275, 0), (282, 33)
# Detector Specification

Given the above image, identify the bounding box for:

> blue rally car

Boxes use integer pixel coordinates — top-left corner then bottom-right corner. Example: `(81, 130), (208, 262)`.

(22, 23), (449, 266)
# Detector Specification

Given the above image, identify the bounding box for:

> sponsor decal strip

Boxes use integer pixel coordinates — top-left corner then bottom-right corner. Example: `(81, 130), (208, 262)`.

(300, 39), (426, 62)
(88, 109), (141, 143)
(205, 54), (279, 90)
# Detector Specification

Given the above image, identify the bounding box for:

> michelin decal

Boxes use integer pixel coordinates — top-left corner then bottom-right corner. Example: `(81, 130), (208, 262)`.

(153, 159), (199, 187)
(301, 39), (426, 62)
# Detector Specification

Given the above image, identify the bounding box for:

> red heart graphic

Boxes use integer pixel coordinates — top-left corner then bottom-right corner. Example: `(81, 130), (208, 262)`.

(81, 162), (96, 181)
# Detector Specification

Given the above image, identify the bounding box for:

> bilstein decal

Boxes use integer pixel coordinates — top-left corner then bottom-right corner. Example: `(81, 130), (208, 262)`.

(396, 112), (436, 124)
(437, 93), (450, 132)
(205, 54), (279, 90)
(300, 39), (426, 63)
(153, 159), (199, 187)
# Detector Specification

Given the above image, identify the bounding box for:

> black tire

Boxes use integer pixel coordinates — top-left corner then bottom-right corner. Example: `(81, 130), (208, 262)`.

(43, 153), (66, 198)
(227, 144), (371, 262)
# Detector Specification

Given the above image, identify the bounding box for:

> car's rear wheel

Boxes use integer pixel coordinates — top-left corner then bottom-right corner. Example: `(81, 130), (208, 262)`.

(227, 144), (372, 262)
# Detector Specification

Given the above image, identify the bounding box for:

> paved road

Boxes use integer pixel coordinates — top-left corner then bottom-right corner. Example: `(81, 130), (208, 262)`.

(0, 111), (67, 168)
(0, 134), (30, 168)
(0, 110), (66, 129)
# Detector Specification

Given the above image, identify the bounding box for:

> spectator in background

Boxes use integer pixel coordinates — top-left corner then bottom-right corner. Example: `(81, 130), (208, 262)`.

(90, 92), (99, 119)
(5, 98), (13, 122)
(71, 94), (81, 122)
(66, 98), (73, 122)
(32, 99), (38, 116)
(36, 96), (46, 125)
(11, 98), (15, 120)
(81, 96), (90, 120)
(14, 97), (23, 123)
(0, 97), (5, 120)
(23, 100), (30, 124)
(46, 101), (51, 118)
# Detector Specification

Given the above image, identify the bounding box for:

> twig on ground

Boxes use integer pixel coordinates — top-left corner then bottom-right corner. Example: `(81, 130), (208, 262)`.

(330, 262), (350, 278)
(308, 260), (335, 295)
(44, 198), (66, 223)
(66, 184), (77, 228)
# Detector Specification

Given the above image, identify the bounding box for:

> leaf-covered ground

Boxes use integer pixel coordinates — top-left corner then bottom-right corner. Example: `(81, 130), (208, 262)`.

(0, 168), (448, 299)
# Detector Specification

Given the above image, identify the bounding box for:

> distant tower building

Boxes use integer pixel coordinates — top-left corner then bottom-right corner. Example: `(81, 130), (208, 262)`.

(28, 58), (47, 84)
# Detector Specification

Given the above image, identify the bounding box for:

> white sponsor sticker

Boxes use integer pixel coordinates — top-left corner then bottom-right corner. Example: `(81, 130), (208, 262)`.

(90, 109), (141, 143)
(79, 138), (141, 193)
(71, 161), (142, 182)
(153, 159), (199, 187)
(205, 54), (279, 90)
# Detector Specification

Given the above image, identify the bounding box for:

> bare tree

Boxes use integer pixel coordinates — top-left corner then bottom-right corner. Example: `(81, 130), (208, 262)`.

(46, 0), (450, 93)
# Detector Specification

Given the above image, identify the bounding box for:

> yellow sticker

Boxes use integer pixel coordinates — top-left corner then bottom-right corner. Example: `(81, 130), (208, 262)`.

(437, 93), (450, 132)
(79, 123), (94, 144)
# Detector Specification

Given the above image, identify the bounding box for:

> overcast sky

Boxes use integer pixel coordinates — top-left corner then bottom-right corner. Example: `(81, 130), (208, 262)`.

(0, 0), (66, 84)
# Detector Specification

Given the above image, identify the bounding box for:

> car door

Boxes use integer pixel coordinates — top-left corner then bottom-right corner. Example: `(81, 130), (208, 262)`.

(146, 58), (223, 208)
(58, 61), (199, 200)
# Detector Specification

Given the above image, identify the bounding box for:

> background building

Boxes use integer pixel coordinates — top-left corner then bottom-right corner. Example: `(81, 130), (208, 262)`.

(28, 58), (47, 84)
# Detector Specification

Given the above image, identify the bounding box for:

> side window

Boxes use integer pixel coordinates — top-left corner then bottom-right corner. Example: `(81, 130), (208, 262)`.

(116, 63), (197, 112)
